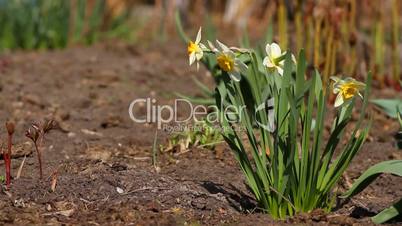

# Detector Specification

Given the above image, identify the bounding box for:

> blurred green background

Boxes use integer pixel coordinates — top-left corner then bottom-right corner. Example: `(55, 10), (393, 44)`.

(0, 0), (400, 88)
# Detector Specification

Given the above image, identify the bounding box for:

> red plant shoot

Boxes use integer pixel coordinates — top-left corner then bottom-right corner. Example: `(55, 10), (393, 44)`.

(25, 119), (55, 180)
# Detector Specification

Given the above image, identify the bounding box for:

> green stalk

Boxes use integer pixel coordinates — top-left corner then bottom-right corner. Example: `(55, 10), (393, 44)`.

(391, 0), (400, 90)
(314, 18), (323, 68)
(278, 2), (288, 50)
(374, 8), (385, 86)
(305, 17), (314, 62)
(323, 26), (334, 88)
(295, 5), (303, 52)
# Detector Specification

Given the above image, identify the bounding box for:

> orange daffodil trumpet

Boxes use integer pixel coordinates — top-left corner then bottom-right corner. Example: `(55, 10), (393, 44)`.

(263, 42), (295, 76)
(212, 40), (248, 82)
(331, 76), (366, 107)
(187, 27), (206, 70)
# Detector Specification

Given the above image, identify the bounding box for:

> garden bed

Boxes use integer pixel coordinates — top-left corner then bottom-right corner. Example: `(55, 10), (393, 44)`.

(0, 41), (401, 225)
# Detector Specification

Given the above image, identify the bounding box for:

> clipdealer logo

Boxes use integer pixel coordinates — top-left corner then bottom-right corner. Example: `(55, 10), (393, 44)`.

(128, 98), (276, 131)
(128, 98), (247, 129)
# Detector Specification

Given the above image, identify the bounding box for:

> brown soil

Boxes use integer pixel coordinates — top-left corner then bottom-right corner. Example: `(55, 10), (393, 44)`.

(0, 41), (401, 226)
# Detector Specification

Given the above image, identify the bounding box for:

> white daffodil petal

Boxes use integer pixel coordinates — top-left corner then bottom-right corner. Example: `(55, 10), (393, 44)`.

(263, 57), (275, 68)
(216, 40), (230, 52)
(195, 27), (202, 44)
(356, 81), (366, 89)
(263, 57), (269, 66)
(276, 66), (284, 76)
(229, 71), (241, 82)
(344, 78), (353, 83)
(195, 51), (203, 61)
(330, 76), (340, 83)
(291, 54), (297, 63)
(334, 93), (344, 107)
(265, 44), (272, 56)
(189, 53), (196, 66)
(227, 50), (236, 59)
(207, 40), (217, 52)
(270, 43), (282, 59)
(333, 87), (340, 94)
(199, 43), (207, 50)
(230, 47), (250, 53)
(236, 60), (248, 73)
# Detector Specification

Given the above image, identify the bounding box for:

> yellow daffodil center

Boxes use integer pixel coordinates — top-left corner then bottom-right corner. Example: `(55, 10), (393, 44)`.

(217, 54), (234, 72)
(340, 83), (360, 99)
(187, 41), (200, 55)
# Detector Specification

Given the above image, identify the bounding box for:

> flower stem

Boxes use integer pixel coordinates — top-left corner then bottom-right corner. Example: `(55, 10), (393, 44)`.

(3, 153), (10, 187)
(314, 18), (323, 68)
(391, 0), (400, 89)
(277, 2), (288, 50)
(323, 27), (334, 89)
(34, 142), (43, 179)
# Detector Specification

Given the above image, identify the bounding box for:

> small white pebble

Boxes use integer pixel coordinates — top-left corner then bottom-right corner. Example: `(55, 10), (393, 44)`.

(67, 132), (76, 138)
(116, 187), (124, 194)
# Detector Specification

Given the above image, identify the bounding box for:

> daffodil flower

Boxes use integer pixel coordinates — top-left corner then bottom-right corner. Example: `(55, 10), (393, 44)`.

(187, 27), (206, 70)
(331, 76), (366, 107)
(263, 42), (295, 76)
(213, 40), (248, 82)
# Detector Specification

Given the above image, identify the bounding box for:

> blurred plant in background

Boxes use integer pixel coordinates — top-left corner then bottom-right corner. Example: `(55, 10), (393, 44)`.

(171, 0), (402, 90)
(0, 0), (134, 51)
(0, 0), (400, 90)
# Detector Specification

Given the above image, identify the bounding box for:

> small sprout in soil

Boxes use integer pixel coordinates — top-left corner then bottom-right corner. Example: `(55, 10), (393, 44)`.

(50, 169), (58, 192)
(152, 129), (161, 173)
(2, 121), (15, 188)
(16, 155), (27, 179)
(25, 119), (56, 179)
(160, 120), (223, 155)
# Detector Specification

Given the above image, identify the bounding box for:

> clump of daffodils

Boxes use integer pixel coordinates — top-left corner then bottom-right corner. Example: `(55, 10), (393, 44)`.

(186, 28), (367, 108)
(187, 28), (289, 81)
(183, 26), (371, 220)
(331, 76), (366, 107)
(186, 28), (296, 80)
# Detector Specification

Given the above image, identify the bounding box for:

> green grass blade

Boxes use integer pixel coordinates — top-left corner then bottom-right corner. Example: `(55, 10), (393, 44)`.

(372, 198), (402, 224)
(341, 160), (402, 198)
